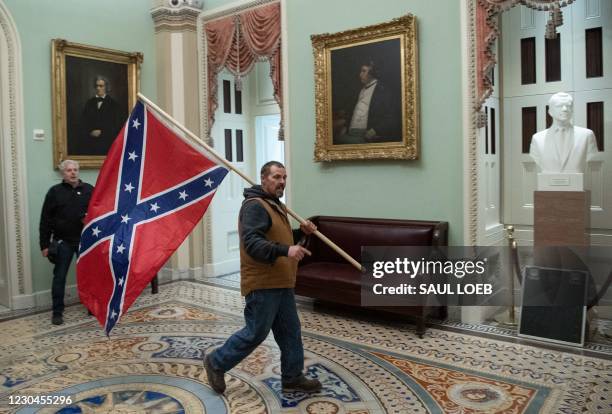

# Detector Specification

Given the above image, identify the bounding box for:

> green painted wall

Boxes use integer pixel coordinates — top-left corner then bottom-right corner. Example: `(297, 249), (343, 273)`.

(285, 0), (464, 245)
(5, 0), (157, 293)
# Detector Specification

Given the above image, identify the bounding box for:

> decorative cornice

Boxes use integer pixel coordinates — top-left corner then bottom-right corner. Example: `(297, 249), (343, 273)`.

(151, 5), (202, 32)
(201, 0), (278, 23)
(151, 0), (203, 9)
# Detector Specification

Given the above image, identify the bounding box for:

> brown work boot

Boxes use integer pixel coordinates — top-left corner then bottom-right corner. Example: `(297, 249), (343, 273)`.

(203, 353), (226, 394)
(282, 374), (322, 392)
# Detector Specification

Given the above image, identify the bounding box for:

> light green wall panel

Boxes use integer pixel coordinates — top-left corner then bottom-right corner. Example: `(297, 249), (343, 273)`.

(4, 0), (157, 293)
(203, 0), (230, 11)
(285, 0), (464, 245)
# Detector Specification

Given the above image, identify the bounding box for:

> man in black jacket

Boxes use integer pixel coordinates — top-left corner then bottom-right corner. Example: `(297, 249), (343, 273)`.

(39, 160), (93, 325)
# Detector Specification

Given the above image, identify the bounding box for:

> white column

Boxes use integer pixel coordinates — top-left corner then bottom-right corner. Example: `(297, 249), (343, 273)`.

(151, 0), (205, 281)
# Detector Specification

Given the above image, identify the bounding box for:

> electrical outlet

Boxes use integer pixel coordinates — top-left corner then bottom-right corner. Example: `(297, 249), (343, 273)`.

(33, 129), (45, 141)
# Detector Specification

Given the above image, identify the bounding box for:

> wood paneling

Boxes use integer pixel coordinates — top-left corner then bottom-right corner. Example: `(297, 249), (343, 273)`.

(491, 107), (496, 155)
(234, 87), (242, 115)
(585, 27), (603, 78)
(224, 129), (232, 161)
(522, 106), (537, 153)
(545, 34), (561, 82)
(534, 191), (589, 246)
(587, 101), (604, 151)
(223, 80), (231, 113)
(236, 129), (244, 162)
(521, 37), (536, 84)
(485, 106), (489, 154)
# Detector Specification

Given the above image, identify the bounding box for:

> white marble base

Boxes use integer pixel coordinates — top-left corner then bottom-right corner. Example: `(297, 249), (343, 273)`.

(537, 173), (583, 191)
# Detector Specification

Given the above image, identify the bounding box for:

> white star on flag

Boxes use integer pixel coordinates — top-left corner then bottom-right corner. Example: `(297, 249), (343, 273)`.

(128, 151), (138, 161)
(150, 202), (160, 213)
(178, 190), (188, 200)
(116, 244), (126, 254)
(124, 183), (135, 193)
(92, 227), (101, 237)
(132, 118), (141, 129)
(111, 310), (117, 319)
(121, 214), (131, 224)
(204, 178), (213, 187)
(118, 277), (124, 286)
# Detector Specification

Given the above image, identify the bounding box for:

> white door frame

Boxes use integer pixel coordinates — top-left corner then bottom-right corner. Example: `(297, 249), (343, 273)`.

(0, 0), (32, 309)
(197, 0), (288, 273)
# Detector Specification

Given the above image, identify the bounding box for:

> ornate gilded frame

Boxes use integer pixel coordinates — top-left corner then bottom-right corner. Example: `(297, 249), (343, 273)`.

(51, 39), (142, 169)
(312, 14), (418, 161)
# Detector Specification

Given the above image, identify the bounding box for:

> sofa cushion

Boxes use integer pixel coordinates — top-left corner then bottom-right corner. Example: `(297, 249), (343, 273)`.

(297, 262), (360, 289)
(296, 262), (361, 305)
(309, 218), (437, 263)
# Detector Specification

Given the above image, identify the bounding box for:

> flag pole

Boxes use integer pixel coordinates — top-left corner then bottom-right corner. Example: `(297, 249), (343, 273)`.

(137, 93), (364, 272)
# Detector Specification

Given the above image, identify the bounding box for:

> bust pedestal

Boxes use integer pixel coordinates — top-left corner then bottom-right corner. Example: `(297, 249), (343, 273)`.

(533, 191), (589, 246)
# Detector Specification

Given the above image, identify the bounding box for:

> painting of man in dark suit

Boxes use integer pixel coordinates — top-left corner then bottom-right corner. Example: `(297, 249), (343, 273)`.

(330, 38), (403, 145)
(65, 56), (129, 157)
(80, 76), (124, 155)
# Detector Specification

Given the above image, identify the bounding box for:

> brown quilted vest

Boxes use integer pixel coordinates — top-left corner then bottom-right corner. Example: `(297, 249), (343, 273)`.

(239, 198), (297, 296)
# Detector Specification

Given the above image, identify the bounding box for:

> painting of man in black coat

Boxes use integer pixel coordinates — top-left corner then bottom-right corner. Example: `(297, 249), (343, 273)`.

(79, 76), (124, 155)
(65, 55), (129, 158)
(330, 38), (403, 145)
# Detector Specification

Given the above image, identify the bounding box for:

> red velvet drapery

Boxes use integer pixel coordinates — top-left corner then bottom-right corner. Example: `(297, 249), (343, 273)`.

(475, 0), (566, 112)
(476, 0), (498, 110)
(205, 2), (283, 138)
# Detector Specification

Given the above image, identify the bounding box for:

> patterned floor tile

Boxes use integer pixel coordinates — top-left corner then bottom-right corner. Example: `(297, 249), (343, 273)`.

(0, 281), (609, 413)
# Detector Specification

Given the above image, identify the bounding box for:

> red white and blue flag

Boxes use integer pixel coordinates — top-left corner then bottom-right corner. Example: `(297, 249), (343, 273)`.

(77, 100), (228, 334)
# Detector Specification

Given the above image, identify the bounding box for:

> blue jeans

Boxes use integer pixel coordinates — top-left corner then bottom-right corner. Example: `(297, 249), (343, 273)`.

(52, 241), (78, 315)
(210, 288), (304, 382)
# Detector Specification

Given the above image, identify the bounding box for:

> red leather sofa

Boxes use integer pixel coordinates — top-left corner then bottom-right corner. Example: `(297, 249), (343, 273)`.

(296, 216), (449, 337)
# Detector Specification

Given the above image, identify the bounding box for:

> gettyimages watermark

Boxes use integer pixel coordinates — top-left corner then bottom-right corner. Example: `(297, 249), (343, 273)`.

(360, 246), (612, 307)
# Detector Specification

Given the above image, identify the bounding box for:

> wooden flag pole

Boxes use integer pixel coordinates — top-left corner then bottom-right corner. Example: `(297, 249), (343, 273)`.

(137, 93), (364, 272)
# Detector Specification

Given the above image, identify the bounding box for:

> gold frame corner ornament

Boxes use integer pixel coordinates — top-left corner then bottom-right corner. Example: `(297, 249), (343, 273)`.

(51, 39), (142, 169)
(312, 14), (419, 161)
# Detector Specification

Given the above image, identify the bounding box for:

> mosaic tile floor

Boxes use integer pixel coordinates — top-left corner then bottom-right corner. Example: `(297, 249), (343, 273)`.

(0, 281), (610, 413)
(202, 273), (612, 356)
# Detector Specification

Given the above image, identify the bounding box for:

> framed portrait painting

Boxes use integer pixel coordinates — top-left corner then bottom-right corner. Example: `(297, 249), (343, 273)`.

(51, 39), (142, 168)
(312, 15), (419, 161)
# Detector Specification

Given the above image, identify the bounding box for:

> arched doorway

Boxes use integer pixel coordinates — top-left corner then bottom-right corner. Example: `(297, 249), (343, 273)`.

(0, 0), (31, 309)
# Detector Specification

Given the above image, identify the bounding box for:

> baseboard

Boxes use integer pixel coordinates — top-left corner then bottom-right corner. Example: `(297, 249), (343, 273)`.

(11, 293), (35, 309)
(15, 283), (81, 310)
(158, 267), (191, 283)
(460, 305), (502, 324)
(203, 259), (240, 278)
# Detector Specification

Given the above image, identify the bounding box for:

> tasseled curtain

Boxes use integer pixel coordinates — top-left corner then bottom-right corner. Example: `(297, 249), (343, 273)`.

(205, 2), (283, 139)
(476, 0), (563, 112)
(476, 0), (498, 110)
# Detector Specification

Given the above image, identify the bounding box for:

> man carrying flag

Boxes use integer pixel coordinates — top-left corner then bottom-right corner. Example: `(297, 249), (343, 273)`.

(203, 161), (323, 394)
(77, 100), (228, 334)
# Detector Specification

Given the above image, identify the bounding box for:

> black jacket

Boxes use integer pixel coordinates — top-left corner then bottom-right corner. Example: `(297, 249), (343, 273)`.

(39, 180), (94, 249)
(239, 185), (296, 264)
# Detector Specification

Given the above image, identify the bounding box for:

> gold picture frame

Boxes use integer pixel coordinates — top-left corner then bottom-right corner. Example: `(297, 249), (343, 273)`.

(51, 39), (142, 169)
(312, 15), (419, 161)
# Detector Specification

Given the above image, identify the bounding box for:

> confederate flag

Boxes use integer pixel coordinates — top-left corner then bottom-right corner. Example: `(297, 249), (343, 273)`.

(77, 100), (228, 334)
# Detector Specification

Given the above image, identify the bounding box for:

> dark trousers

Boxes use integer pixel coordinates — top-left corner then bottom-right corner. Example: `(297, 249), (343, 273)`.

(52, 241), (78, 315)
(210, 288), (304, 382)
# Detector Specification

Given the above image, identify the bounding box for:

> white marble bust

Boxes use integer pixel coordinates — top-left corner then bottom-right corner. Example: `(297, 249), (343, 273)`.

(529, 92), (598, 174)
